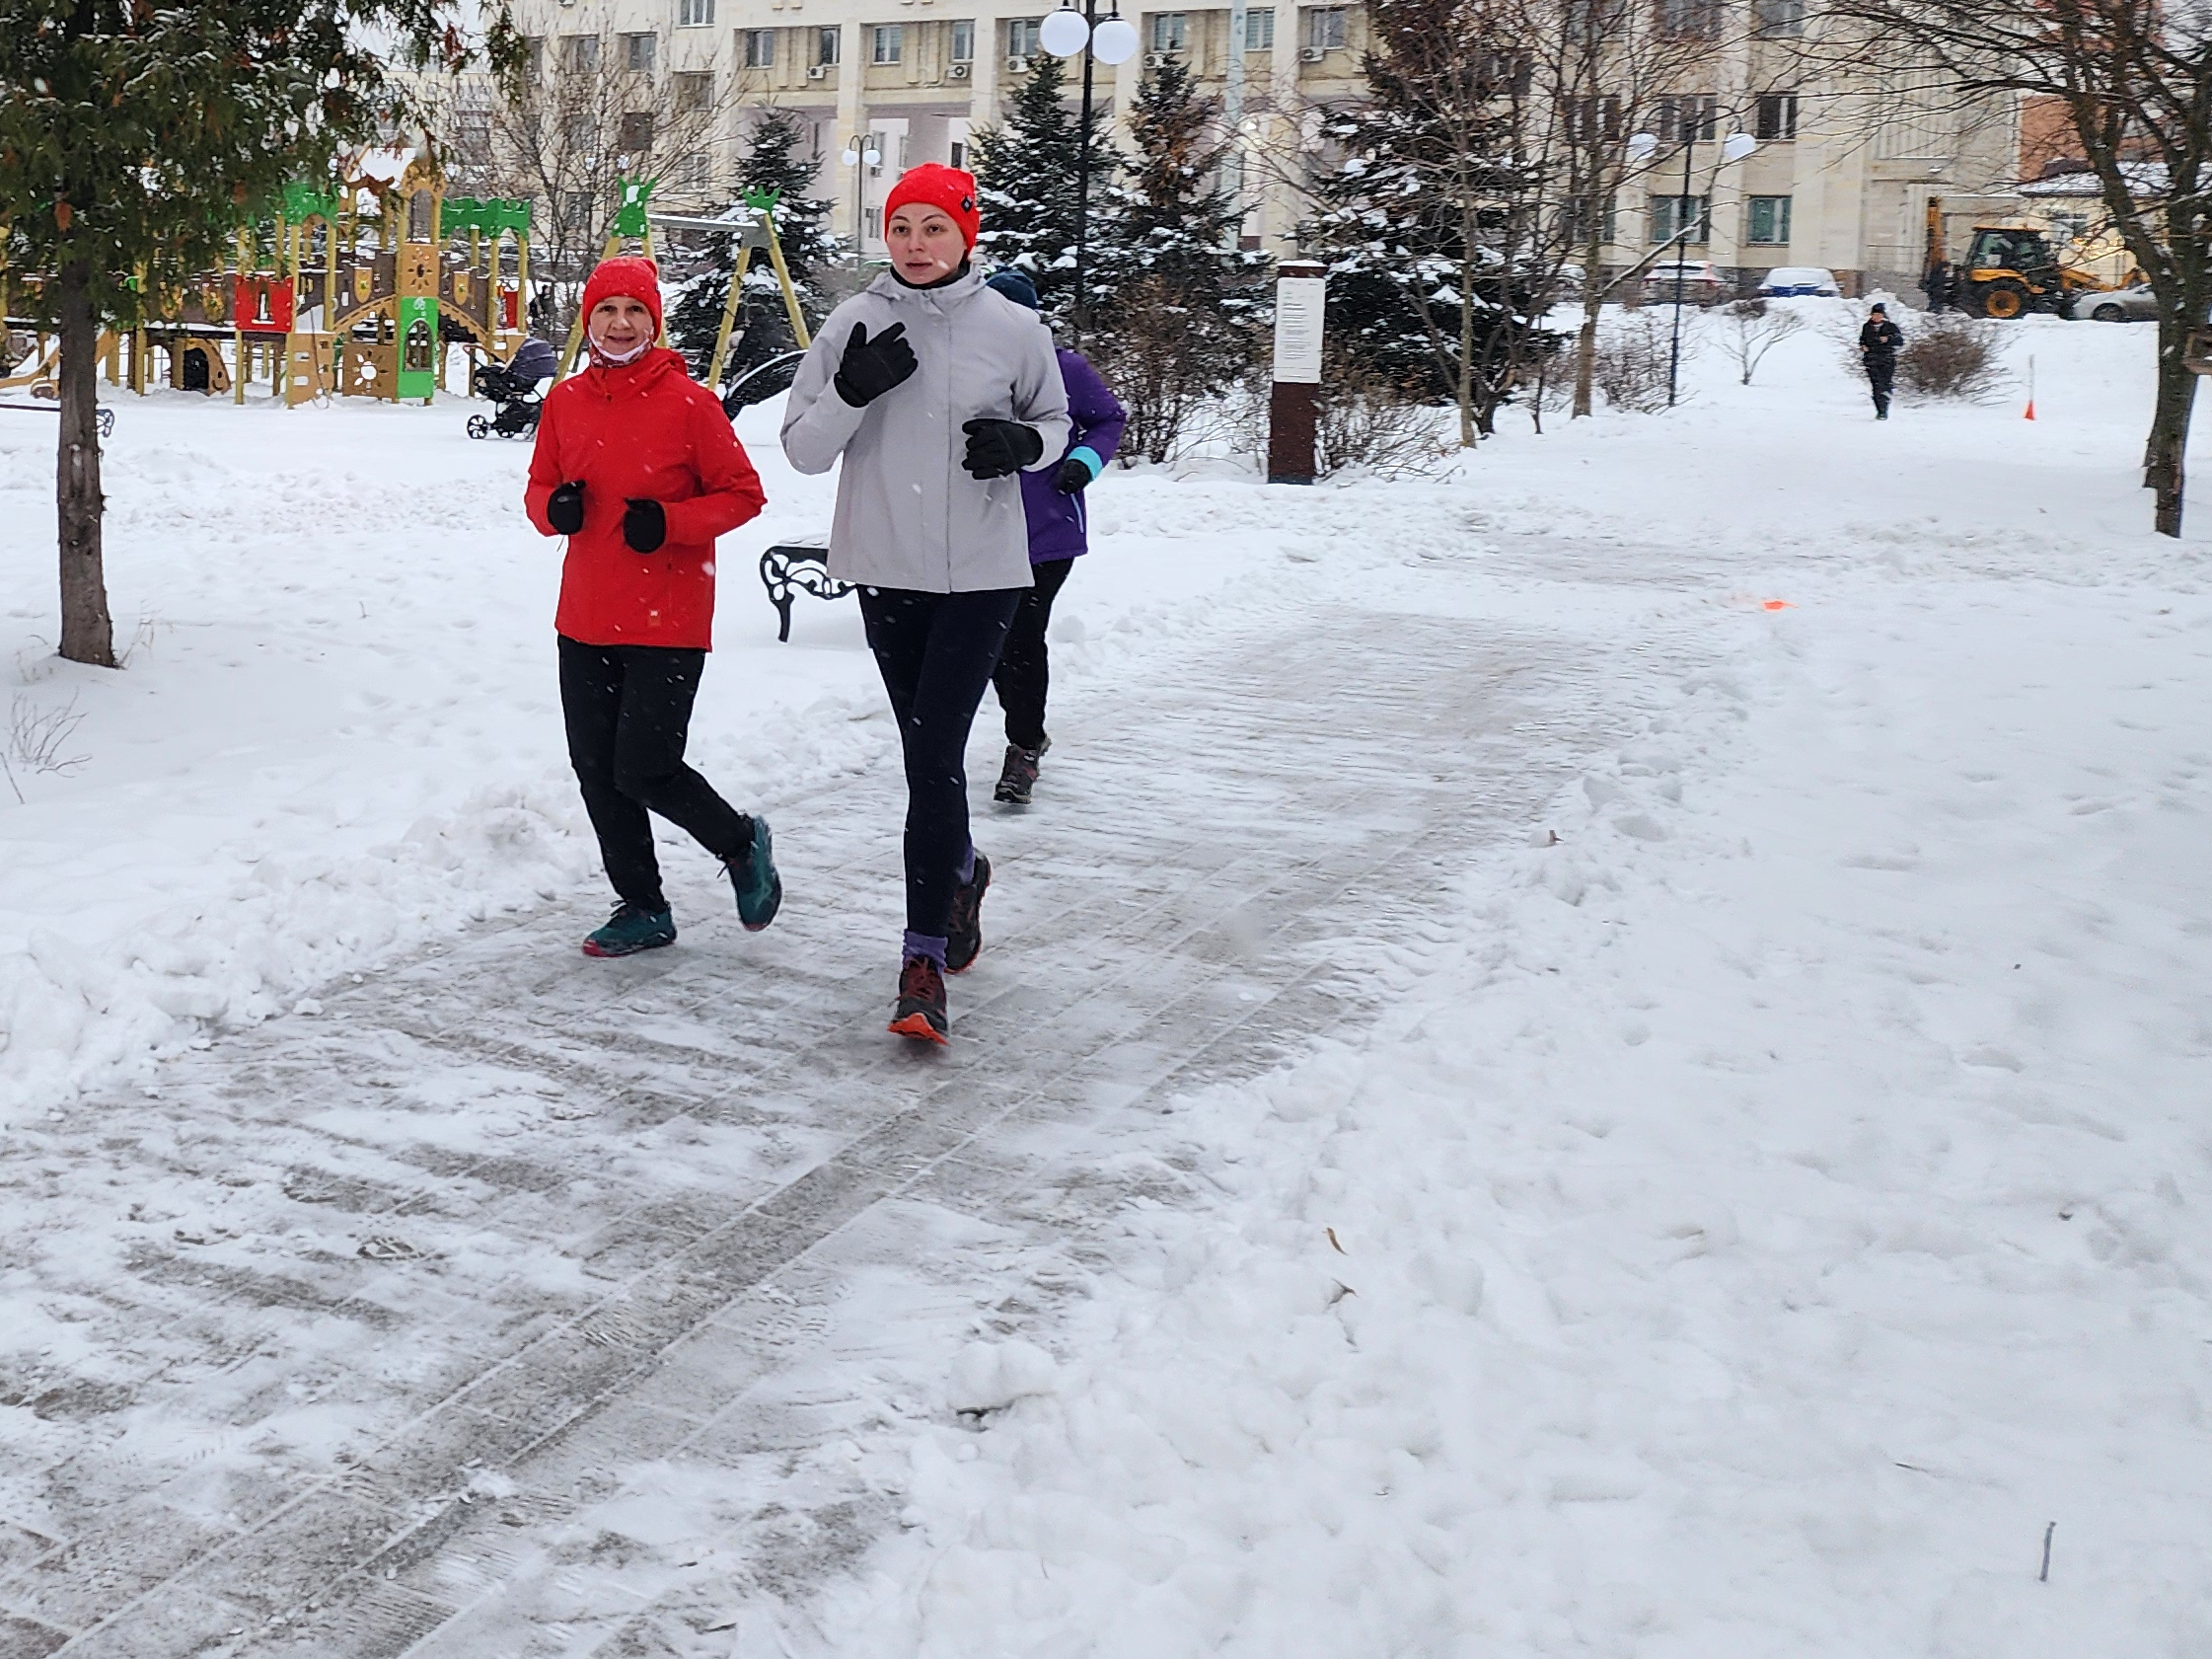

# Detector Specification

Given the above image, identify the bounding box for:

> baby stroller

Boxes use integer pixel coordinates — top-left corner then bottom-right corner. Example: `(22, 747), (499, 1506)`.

(466, 338), (557, 439)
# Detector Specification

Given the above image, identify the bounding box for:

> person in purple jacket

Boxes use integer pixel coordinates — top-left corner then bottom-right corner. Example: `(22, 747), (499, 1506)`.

(982, 268), (1129, 805)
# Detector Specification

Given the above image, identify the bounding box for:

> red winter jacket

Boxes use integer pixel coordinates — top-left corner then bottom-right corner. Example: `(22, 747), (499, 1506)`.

(525, 347), (767, 650)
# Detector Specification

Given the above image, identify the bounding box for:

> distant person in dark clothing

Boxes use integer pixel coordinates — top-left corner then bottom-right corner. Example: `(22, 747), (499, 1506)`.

(1921, 261), (1956, 314)
(1859, 304), (1903, 419)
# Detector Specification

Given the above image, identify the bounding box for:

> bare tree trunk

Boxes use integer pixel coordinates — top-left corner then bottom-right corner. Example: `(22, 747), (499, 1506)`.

(2146, 319), (2196, 538)
(1572, 290), (1601, 417)
(1458, 262), (1477, 446)
(56, 259), (115, 668)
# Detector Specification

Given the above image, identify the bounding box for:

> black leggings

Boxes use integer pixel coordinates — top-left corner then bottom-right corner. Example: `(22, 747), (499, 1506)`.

(857, 585), (1024, 939)
(558, 636), (753, 913)
(1866, 354), (1895, 415)
(992, 557), (1073, 751)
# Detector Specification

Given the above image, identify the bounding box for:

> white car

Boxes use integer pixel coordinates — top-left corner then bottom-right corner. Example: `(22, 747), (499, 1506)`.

(2074, 283), (2159, 322)
(1756, 265), (1842, 297)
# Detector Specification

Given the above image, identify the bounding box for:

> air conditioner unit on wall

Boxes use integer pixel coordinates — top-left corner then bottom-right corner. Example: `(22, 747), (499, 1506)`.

(1298, 44), (1325, 60)
(1143, 50), (1171, 66)
(807, 62), (829, 78)
(1006, 53), (1030, 69)
(948, 60), (971, 77)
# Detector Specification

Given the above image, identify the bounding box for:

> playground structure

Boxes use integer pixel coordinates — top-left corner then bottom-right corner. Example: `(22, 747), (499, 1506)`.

(0, 141), (535, 406)
(1, 152), (818, 420)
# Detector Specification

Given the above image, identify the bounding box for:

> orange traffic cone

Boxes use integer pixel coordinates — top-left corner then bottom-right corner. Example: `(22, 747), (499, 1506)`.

(2024, 353), (2036, 420)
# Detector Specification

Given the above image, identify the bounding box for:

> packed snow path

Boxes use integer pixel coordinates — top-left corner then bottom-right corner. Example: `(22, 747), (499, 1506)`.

(0, 579), (1625, 1657)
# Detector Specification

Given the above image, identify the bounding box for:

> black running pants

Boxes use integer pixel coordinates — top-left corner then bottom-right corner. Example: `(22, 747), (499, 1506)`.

(992, 557), (1074, 752)
(857, 585), (1024, 938)
(558, 636), (753, 914)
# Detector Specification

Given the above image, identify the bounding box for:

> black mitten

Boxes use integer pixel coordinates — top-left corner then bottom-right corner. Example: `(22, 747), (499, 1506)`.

(961, 418), (1045, 480)
(1053, 456), (1094, 495)
(623, 498), (667, 554)
(834, 321), (918, 408)
(547, 480), (585, 535)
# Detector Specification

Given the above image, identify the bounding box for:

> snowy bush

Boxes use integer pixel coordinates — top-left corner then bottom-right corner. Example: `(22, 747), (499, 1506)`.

(1720, 298), (1805, 386)
(1896, 312), (2006, 402)
(1593, 312), (1693, 413)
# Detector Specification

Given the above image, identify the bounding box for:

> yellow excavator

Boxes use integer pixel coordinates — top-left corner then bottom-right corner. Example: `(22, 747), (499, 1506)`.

(1924, 197), (2131, 319)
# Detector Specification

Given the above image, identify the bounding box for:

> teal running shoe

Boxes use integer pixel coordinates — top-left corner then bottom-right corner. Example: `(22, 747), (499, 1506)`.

(582, 902), (677, 958)
(726, 816), (782, 933)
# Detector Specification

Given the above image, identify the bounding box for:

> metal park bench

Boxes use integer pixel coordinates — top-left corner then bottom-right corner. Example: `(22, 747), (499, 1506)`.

(759, 541), (852, 642)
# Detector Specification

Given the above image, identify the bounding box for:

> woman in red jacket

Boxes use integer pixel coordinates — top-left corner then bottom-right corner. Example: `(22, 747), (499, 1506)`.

(525, 256), (781, 957)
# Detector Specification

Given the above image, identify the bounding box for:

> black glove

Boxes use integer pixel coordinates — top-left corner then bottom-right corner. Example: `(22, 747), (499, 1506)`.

(1052, 456), (1094, 496)
(834, 321), (917, 408)
(962, 418), (1045, 480)
(547, 480), (585, 535)
(623, 497), (666, 554)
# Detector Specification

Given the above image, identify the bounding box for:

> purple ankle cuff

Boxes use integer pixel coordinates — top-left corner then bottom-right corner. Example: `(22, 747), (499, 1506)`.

(956, 845), (977, 886)
(904, 931), (948, 968)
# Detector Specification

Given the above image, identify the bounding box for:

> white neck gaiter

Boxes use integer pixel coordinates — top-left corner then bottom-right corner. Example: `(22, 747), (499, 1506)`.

(590, 336), (653, 368)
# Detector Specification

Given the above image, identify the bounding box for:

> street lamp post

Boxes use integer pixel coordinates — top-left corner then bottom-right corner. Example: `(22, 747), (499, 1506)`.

(1038, 0), (1138, 336)
(1626, 126), (1757, 407)
(839, 133), (883, 264)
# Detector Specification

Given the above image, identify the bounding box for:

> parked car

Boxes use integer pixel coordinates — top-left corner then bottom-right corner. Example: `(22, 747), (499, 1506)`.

(1756, 265), (1842, 298)
(2075, 282), (2159, 322)
(1642, 261), (1729, 305)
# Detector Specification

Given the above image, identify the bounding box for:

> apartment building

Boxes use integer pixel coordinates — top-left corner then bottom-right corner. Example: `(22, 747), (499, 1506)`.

(503, 0), (2023, 293)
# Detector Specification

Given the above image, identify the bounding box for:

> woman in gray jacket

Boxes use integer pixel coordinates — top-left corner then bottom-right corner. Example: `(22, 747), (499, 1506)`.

(782, 163), (1070, 1045)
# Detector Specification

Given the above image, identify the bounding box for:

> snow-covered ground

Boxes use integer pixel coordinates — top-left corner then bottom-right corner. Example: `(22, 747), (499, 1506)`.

(1, 304), (2208, 1654)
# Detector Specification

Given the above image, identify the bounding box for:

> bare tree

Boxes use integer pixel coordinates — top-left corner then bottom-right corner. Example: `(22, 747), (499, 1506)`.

(483, 7), (720, 340)
(1719, 294), (1804, 381)
(1810, 0), (2210, 535)
(1510, 0), (1788, 416)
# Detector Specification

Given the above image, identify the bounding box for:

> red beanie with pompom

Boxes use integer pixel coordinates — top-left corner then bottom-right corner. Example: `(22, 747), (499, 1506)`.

(580, 255), (664, 334)
(882, 164), (982, 251)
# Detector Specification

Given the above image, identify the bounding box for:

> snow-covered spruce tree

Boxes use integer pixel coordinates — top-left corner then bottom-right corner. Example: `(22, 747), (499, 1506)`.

(969, 53), (1122, 327)
(1301, 0), (1556, 443)
(0, 0), (460, 666)
(669, 109), (843, 385)
(1092, 56), (1270, 462)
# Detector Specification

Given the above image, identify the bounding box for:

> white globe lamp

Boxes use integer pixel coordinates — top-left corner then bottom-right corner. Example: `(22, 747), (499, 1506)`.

(1039, 7), (1091, 55)
(1091, 15), (1140, 62)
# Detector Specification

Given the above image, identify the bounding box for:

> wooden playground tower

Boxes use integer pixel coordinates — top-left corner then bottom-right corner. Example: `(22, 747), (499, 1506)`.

(0, 141), (534, 406)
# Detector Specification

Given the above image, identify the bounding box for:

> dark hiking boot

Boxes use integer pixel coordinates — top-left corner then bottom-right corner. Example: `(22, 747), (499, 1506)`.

(889, 955), (949, 1045)
(994, 742), (1045, 804)
(724, 815), (782, 932)
(946, 851), (992, 974)
(583, 903), (676, 958)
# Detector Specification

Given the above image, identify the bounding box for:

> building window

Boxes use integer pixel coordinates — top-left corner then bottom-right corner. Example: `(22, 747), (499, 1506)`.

(1656, 0), (1720, 36)
(872, 24), (903, 62)
(1745, 194), (1792, 244)
(817, 25), (842, 64)
(675, 70), (714, 110)
(949, 137), (967, 168)
(1149, 12), (1187, 49)
(1006, 17), (1042, 57)
(1649, 193), (1709, 244)
(1566, 95), (1622, 142)
(1304, 7), (1347, 49)
(950, 17), (976, 59)
(678, 0), (714, 25)
(622, 31), (656, 71)
(1753, 0), (1804, 35)
(1657, 93), (1718, 142)
(1243, 6), (1274, 47)
(557, 33), (599, 72)
(563, 110), (595, 149)
(1755, 93), (1799, 139)
(521, 35), (545, 79)
(679, 150), (711, 189)
(1564, 193), (1617, 246)
(620, 111), (655, 152)
(743, 29), (775, 67)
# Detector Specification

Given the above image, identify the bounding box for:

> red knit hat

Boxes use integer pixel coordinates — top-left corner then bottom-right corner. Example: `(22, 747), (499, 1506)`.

(883, 163), (982, 251)
(580, 256), (664, 334)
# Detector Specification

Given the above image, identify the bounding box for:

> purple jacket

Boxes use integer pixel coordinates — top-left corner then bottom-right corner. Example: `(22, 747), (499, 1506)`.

(1018, 347), (1127, 563)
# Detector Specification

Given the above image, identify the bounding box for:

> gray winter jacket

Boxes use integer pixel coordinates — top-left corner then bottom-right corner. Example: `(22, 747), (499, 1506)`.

(780, 267), (1071, 593)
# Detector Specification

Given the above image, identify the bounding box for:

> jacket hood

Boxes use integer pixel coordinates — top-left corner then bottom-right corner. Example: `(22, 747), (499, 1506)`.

(867, 265), (992, 311)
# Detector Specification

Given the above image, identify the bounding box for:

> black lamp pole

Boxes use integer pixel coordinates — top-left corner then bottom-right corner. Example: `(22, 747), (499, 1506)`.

(1666, 130), (1692, 407)
(1072, 0), (1098, 339)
